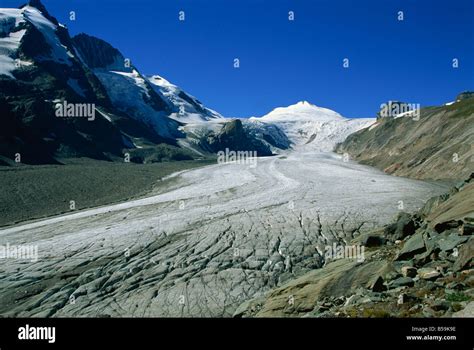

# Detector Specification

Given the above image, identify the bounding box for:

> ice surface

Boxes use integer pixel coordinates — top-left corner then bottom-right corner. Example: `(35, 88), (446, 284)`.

(0, 151), (448, 317)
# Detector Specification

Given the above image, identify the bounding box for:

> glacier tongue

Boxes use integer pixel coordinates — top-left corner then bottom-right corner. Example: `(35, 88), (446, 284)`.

(0, 150), (449, 317)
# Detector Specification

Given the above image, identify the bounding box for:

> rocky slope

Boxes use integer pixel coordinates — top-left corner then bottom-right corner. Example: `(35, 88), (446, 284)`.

(335, 93), (474, 180)
(234, 174), (474, 317)
(177, 118), (291, 157)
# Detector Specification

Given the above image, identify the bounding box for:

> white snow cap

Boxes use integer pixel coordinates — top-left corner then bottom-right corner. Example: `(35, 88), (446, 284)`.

(261, 101), (344, 122)
(252, 100), (374, 151)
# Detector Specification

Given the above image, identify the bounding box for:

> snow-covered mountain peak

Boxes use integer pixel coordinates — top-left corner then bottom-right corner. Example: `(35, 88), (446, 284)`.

(0, 2), (76, 78)
(295, 100), (313, 107)
(260, 101), (344, 123)
(251, 102), (374, 151)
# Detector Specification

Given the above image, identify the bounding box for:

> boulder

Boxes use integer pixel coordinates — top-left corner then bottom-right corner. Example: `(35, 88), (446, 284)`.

(434, 220), (463, 233)
(388, 277), (415, 289)
(384, 212), (417, 241)
(417, 267), (441, 281)
(397, 293), (408, 305)
(357, 234), (387, 247)
(368, 275), (387, 292)
(460, 223), (474, 236)
(430, 300), (450, 312)
(437, 233), (469, 252)
(453, 238), (474, 272)
(452, 301), (474, 317)
(395, 231), (426, 261)
(401, 266), (417, 278)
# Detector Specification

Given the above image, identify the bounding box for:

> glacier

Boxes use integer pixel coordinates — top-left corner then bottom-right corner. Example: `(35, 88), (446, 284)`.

(0, 150), (449, 317)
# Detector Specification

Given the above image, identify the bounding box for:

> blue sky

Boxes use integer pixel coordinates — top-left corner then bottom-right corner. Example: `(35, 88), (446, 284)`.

(4, 0), (474, 117)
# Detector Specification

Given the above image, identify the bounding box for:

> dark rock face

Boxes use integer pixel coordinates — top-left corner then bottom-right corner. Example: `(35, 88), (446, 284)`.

(0, 3), (134, 164)
(384, 212), (418, 241)
(202, 119), (273, 156)
(395, 232), (426, 261)
(72, 33), (126, 70)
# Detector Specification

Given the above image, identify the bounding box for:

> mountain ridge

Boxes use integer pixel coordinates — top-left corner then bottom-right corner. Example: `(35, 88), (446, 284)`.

(0, 1), (227, 164)
(336, 94), (474, 180)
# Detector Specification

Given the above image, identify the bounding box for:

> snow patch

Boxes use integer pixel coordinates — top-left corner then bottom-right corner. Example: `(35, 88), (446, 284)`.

(148, 74), (222, 123)
(95, 108), (113, 122)
(94, 70), (177, 138)
(0, 9), (26, 78)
